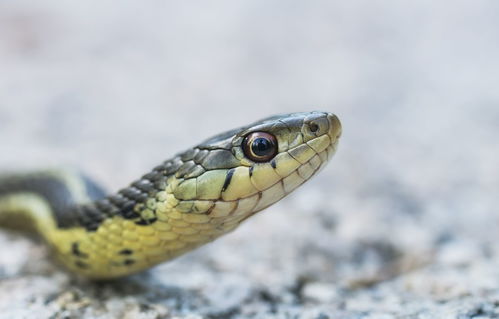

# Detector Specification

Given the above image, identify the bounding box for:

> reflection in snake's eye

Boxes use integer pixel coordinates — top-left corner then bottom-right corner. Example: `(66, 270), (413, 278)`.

(243, 132), (278, 162)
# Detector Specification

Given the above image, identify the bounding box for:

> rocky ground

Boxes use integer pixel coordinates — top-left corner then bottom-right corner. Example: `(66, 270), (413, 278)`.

(0, 1), (498, 318)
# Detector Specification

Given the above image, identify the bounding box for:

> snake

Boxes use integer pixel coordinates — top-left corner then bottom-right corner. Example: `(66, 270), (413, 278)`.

(0, 111), (341, 279)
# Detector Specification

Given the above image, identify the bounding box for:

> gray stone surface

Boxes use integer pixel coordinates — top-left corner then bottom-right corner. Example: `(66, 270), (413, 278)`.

(0, 1), (498, 318)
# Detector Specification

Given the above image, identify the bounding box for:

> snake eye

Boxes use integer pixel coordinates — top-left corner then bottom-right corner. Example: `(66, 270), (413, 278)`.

(243, 132), (278, 162)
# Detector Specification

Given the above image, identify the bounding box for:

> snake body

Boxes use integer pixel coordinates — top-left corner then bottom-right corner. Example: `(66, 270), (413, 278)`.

(0, 112), (341, 279)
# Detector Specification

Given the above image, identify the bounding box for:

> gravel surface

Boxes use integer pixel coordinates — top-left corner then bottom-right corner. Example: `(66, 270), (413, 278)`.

(0, 1), (498, 318)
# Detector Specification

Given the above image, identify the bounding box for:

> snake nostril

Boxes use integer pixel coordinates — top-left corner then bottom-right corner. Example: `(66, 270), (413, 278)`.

(309, 122), (319, 133)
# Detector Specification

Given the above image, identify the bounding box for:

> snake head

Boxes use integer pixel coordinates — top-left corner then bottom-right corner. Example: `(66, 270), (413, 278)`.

(170, 111), (341, 221)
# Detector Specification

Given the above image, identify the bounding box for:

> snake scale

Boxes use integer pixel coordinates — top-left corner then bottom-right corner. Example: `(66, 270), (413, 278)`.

(0, 111), (341, 279)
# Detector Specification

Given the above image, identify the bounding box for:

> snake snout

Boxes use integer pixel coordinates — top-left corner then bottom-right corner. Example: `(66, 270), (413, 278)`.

(326, 113), (342, 142)
(304, 112), (341, 145)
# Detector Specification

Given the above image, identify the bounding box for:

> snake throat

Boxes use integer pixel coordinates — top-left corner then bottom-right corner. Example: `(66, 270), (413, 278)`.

(0, 111), (341, 279)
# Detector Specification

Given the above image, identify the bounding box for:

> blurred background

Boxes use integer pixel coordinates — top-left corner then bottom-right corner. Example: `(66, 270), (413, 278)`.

(0, 1), (498, 318)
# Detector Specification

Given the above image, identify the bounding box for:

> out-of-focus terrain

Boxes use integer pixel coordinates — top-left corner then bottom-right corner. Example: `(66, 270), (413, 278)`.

(0, 1), (498, 318)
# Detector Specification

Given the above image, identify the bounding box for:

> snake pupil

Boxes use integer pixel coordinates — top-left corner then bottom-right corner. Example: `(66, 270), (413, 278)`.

(252, 138), (271, 156)
(243, 132), (278, 162)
